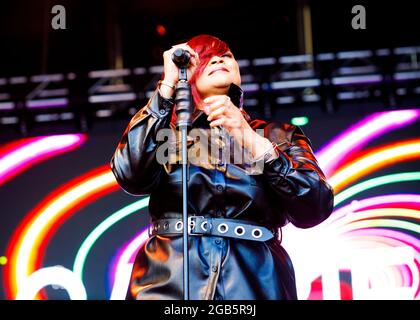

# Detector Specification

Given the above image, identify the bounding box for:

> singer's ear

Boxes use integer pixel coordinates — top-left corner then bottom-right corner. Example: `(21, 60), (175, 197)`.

(228, 83), (244, 109)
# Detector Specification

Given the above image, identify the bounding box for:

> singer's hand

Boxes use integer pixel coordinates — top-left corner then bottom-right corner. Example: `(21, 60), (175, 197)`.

(204, 95), (273, 158)
(204, 95), (246, 131)
(161, 43), (199, 96)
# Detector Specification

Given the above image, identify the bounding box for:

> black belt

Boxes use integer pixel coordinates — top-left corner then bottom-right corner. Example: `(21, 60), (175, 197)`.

(149, 216), (277, 242)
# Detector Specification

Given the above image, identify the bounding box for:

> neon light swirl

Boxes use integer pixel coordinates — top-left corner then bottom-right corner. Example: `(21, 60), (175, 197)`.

(4, 166), (118, 299)
(329, 139), (420, 193)
(73, 198), (149, 284)
(110, 229), (149, 300)
(334, 172), (420, 206)
(282, 197), (420, 299)
(3, 109), (419, 300)
(316, 109), (420, 177)
(0, 134), (86, 186)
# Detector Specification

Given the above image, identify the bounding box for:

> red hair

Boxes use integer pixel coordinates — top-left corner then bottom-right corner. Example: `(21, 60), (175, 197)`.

(170, 34), (230, 124)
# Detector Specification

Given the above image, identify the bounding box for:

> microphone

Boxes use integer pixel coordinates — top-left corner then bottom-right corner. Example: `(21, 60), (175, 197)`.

(171, 48), (191, 68)
(171, 48), (192, 127)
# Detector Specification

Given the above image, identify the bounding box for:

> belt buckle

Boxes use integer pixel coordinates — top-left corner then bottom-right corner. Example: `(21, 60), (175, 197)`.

(188, 216), (205, 236)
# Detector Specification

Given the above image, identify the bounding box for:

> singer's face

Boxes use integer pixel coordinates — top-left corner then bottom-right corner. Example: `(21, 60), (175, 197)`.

(195, 51), (241, 99)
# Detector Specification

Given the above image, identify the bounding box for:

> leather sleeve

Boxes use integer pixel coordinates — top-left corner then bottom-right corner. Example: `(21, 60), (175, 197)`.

(262, 124), (334, 228)
(110, 89), (174, 195)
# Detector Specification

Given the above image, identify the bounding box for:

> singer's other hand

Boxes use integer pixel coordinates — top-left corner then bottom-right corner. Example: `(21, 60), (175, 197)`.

(204, 94), (245, 130)
(203, 95), (272, 157)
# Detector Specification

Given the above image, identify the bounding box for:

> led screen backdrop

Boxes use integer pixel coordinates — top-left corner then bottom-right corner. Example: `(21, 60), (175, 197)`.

(0, 108), (419, 300)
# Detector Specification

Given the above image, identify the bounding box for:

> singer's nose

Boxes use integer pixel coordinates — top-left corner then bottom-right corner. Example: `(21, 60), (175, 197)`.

(210, 56), (225, 65)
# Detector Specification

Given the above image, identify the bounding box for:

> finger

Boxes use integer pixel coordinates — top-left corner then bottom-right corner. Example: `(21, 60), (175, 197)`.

(205, 99), (225, 115)
(210, 117), (238, 129)
(207, 106), (226, 121)
(209, 117), (226, 127)
(207, 96), (232, 114)
(190, 55), (199, 67)
(203, 95), (226, 104)
(183, 44), (199, 60)
(204, 95), (231, 110)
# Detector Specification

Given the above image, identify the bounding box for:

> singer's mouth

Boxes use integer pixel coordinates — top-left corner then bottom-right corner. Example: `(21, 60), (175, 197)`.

(209, 67), (229, 75)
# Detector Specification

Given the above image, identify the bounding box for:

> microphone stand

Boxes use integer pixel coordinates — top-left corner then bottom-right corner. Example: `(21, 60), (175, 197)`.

(174, 66), (193, 300)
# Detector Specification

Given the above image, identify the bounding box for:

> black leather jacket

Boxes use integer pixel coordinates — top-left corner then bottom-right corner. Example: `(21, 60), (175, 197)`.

(110, 85), (334, 300)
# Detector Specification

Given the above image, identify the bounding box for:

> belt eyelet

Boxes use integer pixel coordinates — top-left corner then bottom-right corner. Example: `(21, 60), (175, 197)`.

(234, 226), (245, 236)
(175, 221), (183, 231)
(217, 223), (229, 234)
(251, 228), (262, 239)
(200, 221), (208, 231)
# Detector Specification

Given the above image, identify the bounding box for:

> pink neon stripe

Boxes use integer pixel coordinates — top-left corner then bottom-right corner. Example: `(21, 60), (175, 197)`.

(109, 228), (149, 293)
(0, 134), (86, 186)
(315, 109), (420, 177)
(326, 194), (420, 225)
(346, 228), (420, 252)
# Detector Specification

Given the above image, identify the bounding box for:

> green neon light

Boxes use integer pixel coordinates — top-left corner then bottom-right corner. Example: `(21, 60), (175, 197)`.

(291, 117), (309, 126)
(0, 256), (8, 266)
(73, 197), (149, 281)
(334, 172), (420, 206)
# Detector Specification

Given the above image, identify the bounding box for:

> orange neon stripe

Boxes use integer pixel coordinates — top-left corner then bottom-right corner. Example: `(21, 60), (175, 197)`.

(330, 139), (420, 193)
(4, 165), (119, 299)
